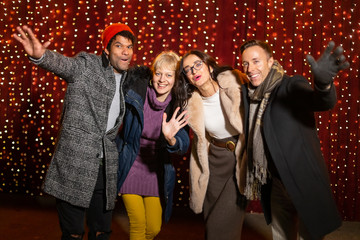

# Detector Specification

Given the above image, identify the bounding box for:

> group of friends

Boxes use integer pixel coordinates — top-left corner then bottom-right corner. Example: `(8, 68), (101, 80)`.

(13, 22), (349, 240)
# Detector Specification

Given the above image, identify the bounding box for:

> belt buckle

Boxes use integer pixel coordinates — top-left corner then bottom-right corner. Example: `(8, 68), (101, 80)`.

(225, 141), (235, 152)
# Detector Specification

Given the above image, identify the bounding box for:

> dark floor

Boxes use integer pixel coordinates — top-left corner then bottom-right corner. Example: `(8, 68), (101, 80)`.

(0, 193), (359, 240)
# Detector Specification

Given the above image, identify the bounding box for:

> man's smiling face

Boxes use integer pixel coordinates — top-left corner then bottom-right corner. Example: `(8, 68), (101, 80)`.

(241, 45), (274, 87)
(105, 35), (133, 73)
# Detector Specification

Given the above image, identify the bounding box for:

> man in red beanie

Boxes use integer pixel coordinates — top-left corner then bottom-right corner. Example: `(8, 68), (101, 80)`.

(13, 23), (135, 240)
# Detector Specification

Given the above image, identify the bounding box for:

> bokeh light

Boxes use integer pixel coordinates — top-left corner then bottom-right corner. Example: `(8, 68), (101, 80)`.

(1, 0), (359, 221)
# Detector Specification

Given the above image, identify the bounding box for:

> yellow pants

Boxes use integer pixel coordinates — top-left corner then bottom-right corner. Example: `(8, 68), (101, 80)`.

(122, 194), (162, 240)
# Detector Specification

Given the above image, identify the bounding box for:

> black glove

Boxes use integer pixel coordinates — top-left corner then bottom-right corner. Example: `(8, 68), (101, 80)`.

(306, 41), (350, 89)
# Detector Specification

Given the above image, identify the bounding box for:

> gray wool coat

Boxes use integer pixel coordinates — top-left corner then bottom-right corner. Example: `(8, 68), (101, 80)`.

(34, 50), (126, 210)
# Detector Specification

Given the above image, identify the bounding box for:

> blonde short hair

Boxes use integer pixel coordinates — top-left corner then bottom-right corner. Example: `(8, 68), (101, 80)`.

(152, 51), (180, 72)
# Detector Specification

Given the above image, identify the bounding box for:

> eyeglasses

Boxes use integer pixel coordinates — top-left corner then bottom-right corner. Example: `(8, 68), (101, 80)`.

(183, 60), (204, 76)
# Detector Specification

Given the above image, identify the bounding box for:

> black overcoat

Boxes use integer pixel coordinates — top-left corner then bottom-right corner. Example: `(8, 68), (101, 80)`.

(241, 74), (342, 239)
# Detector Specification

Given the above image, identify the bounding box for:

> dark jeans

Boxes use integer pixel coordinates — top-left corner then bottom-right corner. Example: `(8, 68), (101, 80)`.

(56, 165), (112, 240)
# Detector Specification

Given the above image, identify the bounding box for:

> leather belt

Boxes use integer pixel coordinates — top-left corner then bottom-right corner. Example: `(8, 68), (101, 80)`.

(211, 138), (236, 152)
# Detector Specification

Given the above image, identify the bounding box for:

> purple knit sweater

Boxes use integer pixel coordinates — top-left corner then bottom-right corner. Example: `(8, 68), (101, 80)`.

(119, 87), (172, 196)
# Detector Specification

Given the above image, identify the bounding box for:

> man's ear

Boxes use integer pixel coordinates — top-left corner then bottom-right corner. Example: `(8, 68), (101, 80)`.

(268, 56), (274, 68)
(104, 48), (110, 56)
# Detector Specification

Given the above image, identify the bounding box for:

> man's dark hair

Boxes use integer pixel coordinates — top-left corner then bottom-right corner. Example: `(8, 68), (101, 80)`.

(240, 40), (273, 58)
(106, 31), (136, 51)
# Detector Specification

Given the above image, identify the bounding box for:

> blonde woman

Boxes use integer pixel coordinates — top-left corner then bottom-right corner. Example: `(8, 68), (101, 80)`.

(116, 51), (189, 239)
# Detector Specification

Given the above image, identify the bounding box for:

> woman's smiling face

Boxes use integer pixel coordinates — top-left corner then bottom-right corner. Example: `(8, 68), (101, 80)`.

(152, 66), (176, 102)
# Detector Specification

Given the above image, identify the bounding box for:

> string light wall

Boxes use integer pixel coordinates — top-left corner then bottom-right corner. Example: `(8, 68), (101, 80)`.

(1, 0), (359, 220)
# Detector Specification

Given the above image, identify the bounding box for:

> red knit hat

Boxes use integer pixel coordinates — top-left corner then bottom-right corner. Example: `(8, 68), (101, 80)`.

(101, 23), (134, 50)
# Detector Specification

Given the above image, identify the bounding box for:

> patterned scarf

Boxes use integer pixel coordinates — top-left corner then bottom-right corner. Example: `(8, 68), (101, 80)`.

(244, 60), (284, 200)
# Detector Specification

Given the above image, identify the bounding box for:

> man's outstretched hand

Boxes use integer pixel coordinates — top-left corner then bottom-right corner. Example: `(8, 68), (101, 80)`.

(13, 25), (51, 59)
(306, 41), (350, 89)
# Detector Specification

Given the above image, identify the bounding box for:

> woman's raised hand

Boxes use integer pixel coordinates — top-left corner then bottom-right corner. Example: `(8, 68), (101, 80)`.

(162, 107), (189, 146)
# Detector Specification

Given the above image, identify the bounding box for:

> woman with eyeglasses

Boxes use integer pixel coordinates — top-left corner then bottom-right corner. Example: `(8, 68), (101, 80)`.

(178, 50), (248, 240)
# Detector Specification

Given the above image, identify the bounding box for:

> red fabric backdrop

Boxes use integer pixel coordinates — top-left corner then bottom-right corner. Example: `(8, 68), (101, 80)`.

(1, 0), (359, 220)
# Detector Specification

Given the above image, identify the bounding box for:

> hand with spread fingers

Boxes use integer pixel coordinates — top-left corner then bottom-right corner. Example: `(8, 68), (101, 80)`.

(306, 41), (350, 89)
(13, 25), (51, 59)
(162, 107), (189, 146)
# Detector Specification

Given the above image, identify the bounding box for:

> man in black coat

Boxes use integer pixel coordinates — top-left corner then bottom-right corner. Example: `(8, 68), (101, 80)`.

(240, 40), (349, 240)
